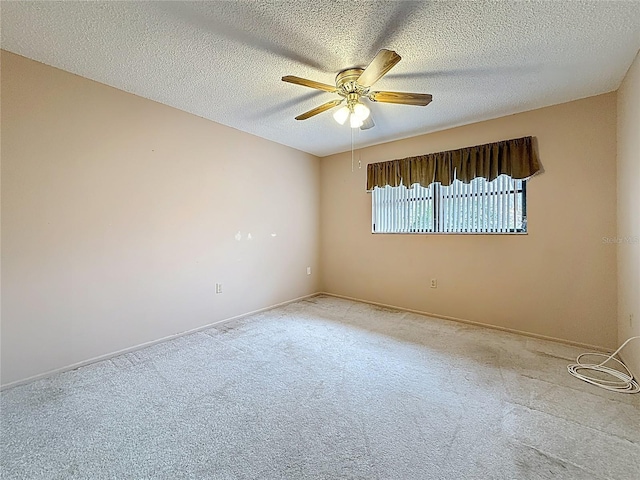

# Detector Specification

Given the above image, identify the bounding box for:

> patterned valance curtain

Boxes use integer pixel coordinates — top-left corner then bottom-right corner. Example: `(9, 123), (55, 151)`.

(366, 136), (540, 191)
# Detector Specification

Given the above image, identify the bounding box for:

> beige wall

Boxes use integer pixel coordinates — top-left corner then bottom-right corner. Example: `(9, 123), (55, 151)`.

(1, 51), (320, 386)
(617, 50), (640, 376)
(1, 48), (628, 386)
(320, 94), (618, 349)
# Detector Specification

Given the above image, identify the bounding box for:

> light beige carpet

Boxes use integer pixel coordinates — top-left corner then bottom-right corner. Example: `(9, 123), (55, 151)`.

(2, 295), (639, 479)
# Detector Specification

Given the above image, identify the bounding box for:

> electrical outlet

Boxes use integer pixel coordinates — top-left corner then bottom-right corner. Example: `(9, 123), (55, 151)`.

(306, 266), (312, 275)
(216, 283), (222, 294)
(430, 278), (437, 288)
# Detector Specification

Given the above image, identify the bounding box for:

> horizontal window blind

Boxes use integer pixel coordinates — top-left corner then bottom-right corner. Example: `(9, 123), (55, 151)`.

(372, 175), (527, 234)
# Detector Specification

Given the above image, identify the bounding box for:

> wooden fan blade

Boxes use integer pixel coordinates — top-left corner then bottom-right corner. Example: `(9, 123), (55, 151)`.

(295, 99), (343, 120)
(282, 75), (337, 92)
(368, 91), (433, 106)
(356, 49), (401, 88)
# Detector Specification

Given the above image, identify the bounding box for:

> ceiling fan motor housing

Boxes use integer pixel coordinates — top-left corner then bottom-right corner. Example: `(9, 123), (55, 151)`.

(336, 68), (369, 97)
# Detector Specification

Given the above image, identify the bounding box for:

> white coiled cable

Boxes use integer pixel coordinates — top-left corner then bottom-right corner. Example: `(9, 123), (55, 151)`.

(567, 336), (640, 394)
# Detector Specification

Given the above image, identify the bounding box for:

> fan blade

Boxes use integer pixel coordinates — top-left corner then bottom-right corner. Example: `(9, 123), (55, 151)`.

(356, 49), (401, 87)
(295, 99), (343, 120)
(360, 115), (375, 130)
(368, 91), (432, 106)
(282, 75), (336, 92)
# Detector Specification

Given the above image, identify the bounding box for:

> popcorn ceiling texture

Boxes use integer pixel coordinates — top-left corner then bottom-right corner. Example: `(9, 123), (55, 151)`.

(2, 1), (640, 156)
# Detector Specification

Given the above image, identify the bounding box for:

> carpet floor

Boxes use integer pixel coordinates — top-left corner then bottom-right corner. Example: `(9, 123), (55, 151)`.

(1, 295), (639, 479)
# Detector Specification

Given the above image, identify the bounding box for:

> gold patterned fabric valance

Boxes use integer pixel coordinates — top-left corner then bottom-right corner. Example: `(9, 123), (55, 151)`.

(366, 136), (540, 190)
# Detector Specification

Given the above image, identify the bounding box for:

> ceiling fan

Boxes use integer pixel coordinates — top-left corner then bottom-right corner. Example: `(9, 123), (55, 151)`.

(282, 49), (432, 130)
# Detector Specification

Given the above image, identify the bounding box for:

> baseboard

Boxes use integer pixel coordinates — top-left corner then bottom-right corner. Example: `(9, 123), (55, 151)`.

(3, 291), (611, 390)
(318, 292), (609, 353)
(0, 292), (321, 391)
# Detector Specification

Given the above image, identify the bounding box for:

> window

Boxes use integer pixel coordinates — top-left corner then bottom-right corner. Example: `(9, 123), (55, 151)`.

(372, 175), (527, 234)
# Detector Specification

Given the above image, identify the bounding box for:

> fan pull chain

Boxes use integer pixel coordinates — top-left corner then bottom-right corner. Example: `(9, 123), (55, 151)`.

(350, 127), (363, 172)
(357, 128), (361, 169)
(351, 127), (354, 172)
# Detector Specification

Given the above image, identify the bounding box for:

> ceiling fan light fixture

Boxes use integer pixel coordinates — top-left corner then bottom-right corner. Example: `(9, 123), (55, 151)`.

(333, 105), (350, 125)
(349, 114), (364, 129)
(353, 102), (370, 121)
(284, 49), (431, 129)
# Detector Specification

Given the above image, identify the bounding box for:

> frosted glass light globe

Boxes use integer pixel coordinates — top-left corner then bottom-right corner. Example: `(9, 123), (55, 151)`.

(350, 114), (363, 128)
(333, 106), (350, 125)
(353, 102), (370, 121)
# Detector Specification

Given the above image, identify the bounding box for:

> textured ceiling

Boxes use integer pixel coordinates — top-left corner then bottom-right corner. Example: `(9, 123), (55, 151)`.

(2, 1), (640, 157)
